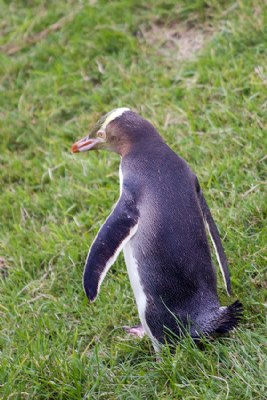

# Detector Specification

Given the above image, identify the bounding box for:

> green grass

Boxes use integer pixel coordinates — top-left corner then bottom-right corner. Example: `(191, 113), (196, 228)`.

(0, 0), (266, 398)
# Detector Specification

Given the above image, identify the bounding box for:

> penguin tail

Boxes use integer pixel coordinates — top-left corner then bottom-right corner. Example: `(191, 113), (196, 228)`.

(213, 300), (243, 335)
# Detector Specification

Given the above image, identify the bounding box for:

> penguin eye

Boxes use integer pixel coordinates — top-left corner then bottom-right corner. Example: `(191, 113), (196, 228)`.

(97, 130), (106, 140)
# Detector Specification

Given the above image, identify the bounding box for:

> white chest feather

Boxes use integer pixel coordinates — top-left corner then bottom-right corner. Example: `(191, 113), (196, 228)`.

(119, 163), (158, 348)
(123, 242), (146, 321)
(123, 242), (156, 343)
(120, 162), (146, 319)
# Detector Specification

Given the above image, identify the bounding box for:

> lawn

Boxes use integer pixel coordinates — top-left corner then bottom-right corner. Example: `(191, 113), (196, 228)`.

(0, 0), (266, 399)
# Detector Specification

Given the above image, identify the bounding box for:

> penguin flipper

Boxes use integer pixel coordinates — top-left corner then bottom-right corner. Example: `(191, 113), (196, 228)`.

(195, 178), (232, 295)
(83, 190), (139, 302)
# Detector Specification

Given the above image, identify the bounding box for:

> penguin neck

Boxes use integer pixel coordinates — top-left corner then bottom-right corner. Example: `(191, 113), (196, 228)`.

(117, 141), (135, 157)
(118, 128), (164, 158)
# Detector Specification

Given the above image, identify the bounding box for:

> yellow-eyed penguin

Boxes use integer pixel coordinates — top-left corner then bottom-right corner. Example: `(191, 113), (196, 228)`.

(71, 108), (242, 350)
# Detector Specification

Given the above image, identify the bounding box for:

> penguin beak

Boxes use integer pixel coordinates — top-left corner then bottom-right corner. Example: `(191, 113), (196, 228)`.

(71, 136), (102, 153)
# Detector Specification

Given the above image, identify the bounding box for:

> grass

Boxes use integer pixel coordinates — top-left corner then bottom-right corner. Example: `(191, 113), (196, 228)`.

(0, 0), (266, 398)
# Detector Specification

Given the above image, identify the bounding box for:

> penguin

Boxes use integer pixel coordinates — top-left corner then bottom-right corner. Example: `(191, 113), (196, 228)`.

(71, 108), (242, 350)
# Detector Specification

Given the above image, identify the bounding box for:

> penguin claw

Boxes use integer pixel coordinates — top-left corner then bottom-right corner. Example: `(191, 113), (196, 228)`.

(123, 324), (146, 338)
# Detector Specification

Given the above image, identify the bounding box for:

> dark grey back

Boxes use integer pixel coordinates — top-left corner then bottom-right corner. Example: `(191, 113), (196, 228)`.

(119, 114), (219, 339)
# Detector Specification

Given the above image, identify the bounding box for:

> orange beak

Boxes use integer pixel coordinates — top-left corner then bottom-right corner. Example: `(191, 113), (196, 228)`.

(71, 136), (102, 153)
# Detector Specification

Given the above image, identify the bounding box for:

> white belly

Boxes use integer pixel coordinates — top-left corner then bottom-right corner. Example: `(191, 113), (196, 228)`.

(120, 163), (159, 351)
(123, 241), (159, 349)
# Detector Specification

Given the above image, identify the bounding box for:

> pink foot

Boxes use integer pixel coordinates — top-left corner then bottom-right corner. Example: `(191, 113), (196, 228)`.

(123, 324), (146, 338)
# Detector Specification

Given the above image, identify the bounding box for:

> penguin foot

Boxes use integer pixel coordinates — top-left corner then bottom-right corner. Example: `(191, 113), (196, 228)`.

(123, 324), (145, 338)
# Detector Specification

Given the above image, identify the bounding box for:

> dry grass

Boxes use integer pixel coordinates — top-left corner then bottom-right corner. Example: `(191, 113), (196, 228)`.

(139, 18), (214, 61)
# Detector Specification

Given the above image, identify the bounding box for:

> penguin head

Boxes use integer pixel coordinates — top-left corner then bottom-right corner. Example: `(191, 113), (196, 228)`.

(71, 107), (162, 156)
